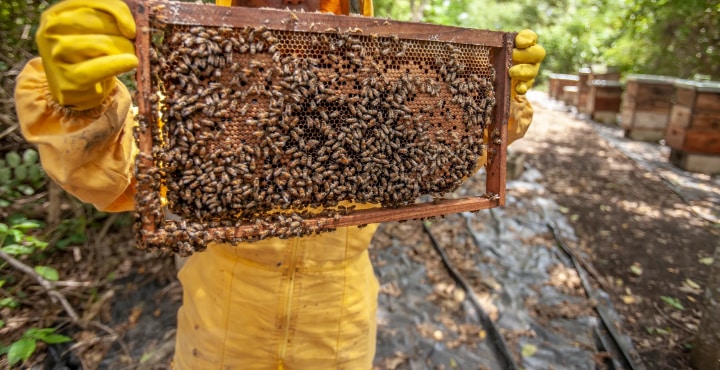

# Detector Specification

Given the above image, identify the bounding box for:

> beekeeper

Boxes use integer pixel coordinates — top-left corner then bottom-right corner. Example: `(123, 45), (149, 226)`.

(15, 0), (545, 368)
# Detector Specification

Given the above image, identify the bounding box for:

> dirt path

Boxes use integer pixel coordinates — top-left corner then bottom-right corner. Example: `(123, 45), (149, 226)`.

(515, 93), (719, 369)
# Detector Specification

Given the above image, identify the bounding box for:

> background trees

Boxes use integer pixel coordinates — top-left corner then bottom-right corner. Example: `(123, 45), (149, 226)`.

(373, 0), (720, 82)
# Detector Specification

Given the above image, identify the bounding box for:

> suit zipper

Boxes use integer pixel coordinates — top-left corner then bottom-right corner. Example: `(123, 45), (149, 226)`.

(279, 239), (300, 366)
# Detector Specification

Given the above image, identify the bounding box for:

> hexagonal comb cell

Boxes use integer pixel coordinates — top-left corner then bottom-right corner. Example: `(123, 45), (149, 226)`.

(128, 1), (513, 254)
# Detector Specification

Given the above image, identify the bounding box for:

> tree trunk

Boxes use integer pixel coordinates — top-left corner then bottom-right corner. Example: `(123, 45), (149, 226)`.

(691, 243), (720, 370)
(409, 0), (426, 22)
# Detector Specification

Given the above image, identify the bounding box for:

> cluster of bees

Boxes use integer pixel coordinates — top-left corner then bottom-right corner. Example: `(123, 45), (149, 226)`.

(134, 21), (497, 253)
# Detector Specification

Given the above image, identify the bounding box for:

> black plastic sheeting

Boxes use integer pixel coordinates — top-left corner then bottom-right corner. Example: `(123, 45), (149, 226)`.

(371, 166), (640, 369)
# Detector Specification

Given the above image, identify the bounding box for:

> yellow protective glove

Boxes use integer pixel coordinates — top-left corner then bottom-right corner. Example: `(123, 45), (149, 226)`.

(35, 0), (138, 111)
(504, 29), (545, 145)
(509, 29), (546, 95)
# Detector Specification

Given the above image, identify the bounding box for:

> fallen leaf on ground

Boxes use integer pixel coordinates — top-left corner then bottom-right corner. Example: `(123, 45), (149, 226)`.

(684, 278), (700, 290)
(660, 296), (684, 311)
(521, 343), (537, 357)
(698, 257), (713, 265)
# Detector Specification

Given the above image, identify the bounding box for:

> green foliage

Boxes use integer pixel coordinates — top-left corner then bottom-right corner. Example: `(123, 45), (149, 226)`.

(0, 327), (71, 366)
(0, 215), (76, 364)
(54, 218), (88, 249)
(617, 0), (720, 78)
(33, 265), (59, 281)
(0, 0), (59, 70)
(374, 0), (719, 80)
(0, 297), (19, 309)
(0, 216), (48, 257)
(0, 149), (46, 208)
(0, 216), (51, 313)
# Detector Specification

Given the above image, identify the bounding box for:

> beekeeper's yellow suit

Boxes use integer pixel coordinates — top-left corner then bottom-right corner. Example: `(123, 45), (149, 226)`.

(15, 0), (545, 368)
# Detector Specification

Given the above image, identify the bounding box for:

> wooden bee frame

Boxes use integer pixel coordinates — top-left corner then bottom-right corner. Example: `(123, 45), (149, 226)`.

(125, 0), (513, 254)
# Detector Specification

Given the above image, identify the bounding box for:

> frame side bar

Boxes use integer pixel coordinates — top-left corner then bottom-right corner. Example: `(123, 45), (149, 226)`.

(126, 0), (158, 237)
(485, 32), (513, 207)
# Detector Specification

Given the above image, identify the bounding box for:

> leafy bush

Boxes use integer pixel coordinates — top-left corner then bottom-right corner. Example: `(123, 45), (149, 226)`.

(0, 327), (71, 367)
(0, 149), (46, 208)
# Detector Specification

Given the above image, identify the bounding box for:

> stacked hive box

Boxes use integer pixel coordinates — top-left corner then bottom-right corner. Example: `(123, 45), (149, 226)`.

(562, 86), (578, 106)
(584, 66), (622, 124)
(665, 80), (720, 174)
(620, 74), (677, 141)
(548, 73), (579, 101)
(586, 79), (623, 125)
(589, 66), (621, 82)
(575, 67), (592, 113)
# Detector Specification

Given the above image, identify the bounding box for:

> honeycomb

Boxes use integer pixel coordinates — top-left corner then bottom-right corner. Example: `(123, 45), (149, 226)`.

(132, 5), (508, 255)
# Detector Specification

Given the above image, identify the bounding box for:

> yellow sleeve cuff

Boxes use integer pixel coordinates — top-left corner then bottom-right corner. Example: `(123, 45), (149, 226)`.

(14, 58), (138, 212)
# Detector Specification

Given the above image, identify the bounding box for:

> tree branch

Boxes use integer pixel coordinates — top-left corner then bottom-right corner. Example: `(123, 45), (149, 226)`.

(0, 121), (18, 139)
(0, 249), (80, 322)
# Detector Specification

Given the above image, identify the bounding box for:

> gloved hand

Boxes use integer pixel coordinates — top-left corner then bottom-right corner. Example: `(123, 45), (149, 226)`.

(504, 29), (545, 145)
(509, 29), (546, 95)
(35, 0), (138, 111)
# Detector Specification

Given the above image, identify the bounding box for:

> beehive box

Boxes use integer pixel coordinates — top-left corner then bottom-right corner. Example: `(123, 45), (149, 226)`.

(588, 65), (621, 82)
(586, 79), (623, 125)
(665, 80), (720, 174)
(126, 0), (514, 254)
(620, 74), (677, 141)
(575, 67), (592, 113)
(548, 73), (578, 101)
(562, 85), (578, 106)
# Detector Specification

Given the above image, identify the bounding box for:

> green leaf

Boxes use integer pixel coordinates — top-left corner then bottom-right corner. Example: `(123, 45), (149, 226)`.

(11, 220), (41, 230)
(14, 164), (28, 181)
(39, 333), (72, 344)
(0, 222), (8, 234)
(24, 327), (54, 338)
(1, 244), (34, 256)
(34, 266), (60, 281)
(24, 236), (48, 249)
(10, 229), (24, 241)
(0, 297), (20, 308)
(16, 184), (35, 196)
(28, 165), (44, 183)
(25, 328), (71, 344)
(5, 152), (21, 168)
(0, 319), (5, 329)
(22, 149), (39, 165)
(660, 296), (685, 310)
(7, 338), (36, 365)
(0, 167), (11, 183)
